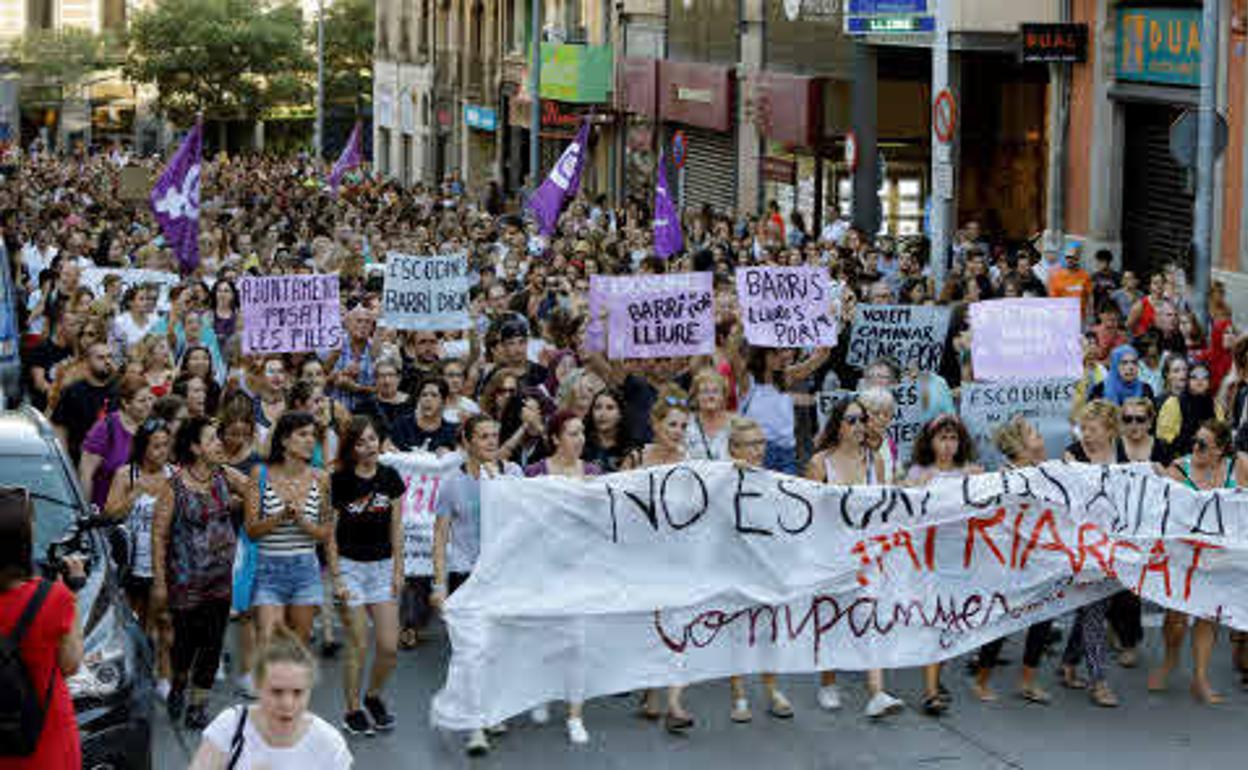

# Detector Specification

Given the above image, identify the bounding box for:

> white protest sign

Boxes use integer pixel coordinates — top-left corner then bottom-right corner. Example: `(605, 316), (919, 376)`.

(969, 298), (1082, 381)
(960, 378), (1078, 470)
(815, 380), (925, 466)
(736, 266), (838, 348)
(432, 462), (1248, 729)
(382, 252), (471, 331)
(600, 272), (715, 360)
(80, 267), (180, 311)
(381, 451), (465, 575)
(846, 305), (951, 371)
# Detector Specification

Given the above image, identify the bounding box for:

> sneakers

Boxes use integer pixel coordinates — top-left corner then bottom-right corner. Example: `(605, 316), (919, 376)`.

(364, 695), (396, 731)
(343, 710), (375, 736)
(817, 684), (843, 711)
(529, 703), (550, 725)
(865, 691), (905, 718)
(566, 717), (589, 745)
(465, 728), (490, 756)
(184, 703), (210, 731)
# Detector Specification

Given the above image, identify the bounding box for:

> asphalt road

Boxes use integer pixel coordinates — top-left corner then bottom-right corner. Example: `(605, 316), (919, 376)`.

(155, 614), (1248, 769)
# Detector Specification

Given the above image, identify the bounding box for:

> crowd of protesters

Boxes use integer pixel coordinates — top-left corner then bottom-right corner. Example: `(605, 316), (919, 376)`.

(3, 143), (1248, 764)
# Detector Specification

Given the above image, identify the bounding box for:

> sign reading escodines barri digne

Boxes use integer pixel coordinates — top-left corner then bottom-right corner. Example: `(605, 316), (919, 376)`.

(382, 252), (471, 331)
(432, 461), (1248, 730)
(846, 304), (951, 371)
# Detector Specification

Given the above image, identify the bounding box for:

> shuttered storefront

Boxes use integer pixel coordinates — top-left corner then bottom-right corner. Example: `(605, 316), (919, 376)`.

(670, 124), (738, 216)
(1121, 102), (1194, 276)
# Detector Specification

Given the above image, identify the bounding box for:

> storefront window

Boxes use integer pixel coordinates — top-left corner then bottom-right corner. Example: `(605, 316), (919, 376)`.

(667, 0), (738, 64)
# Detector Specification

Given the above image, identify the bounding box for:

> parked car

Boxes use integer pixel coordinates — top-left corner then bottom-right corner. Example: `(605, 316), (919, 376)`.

(0, 406), (153, 769)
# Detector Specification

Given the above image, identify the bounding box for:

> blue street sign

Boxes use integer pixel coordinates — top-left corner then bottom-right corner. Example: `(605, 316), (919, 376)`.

(463, 105), (497, 132)
(847, 0), (928, 13)
(844, 14), (935, 34)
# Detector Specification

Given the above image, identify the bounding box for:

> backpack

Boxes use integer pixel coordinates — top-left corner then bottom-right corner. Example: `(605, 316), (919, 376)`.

(226, 705), (248, 770)
(0, 579), (55, 756)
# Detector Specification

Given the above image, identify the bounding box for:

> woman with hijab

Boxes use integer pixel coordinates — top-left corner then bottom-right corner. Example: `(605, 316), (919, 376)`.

(1088, 345), (1154, 405)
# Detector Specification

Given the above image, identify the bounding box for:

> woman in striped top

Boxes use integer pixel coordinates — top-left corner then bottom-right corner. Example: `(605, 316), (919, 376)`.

(245, 411), (334, 645)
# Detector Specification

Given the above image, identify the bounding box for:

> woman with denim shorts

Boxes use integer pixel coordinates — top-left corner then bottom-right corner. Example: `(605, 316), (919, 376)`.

(328, 415), (406, 737)
(245, 411), (334, 646)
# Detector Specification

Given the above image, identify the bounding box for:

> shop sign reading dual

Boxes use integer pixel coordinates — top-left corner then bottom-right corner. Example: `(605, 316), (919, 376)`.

(1116, 7), (1201, 87)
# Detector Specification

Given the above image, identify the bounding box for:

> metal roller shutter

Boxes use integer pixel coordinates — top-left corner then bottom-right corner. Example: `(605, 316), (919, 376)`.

(1121, 102), (1194, 276)
(671, 124), (738, 215)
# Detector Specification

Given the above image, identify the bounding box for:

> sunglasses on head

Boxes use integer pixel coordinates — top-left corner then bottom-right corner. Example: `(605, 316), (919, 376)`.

(142, 418), (168, 433)
(665, 395), (687, 408)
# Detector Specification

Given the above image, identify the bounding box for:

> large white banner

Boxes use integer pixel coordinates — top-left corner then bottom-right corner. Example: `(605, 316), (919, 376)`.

(80, 267), (180, 311)
(432, 462), (1248, 729)
(380, 451), (464, 576)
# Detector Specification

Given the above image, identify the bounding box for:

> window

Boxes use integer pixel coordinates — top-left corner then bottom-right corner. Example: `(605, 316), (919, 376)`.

(400, 0), (414, 61)
(27, 0), (54, 30)
(378, 127), (392, 176)
(667, 0), (738, 64)
(103, 0), (126, 31)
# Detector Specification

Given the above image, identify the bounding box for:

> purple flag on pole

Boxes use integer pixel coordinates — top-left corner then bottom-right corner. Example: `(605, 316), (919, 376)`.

(527, 118), (591, 235)
(149, 120), (202, 274)
(652, 149), (683, 259)
(328, 121), (363, 192)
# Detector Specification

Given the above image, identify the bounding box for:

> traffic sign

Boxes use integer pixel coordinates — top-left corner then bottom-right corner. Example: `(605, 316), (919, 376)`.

(845, 131), (858, 172)
(671, 130), (687, 169)
(933, 89), (957, 144)
(1169, 109), (1229, 168)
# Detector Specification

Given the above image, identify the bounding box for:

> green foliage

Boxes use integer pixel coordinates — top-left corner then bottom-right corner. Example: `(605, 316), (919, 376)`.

(14, 27), (117, 91)
(124, 0), (313, 125)
(318, 0), (375, 115)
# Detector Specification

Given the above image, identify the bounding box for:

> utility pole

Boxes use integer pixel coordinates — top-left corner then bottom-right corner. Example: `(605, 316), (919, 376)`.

(929, 0), (953, 294)
(1192, 0), (1219, 324)
(314, 0), (325, 161)
(529, 0), (542, 187)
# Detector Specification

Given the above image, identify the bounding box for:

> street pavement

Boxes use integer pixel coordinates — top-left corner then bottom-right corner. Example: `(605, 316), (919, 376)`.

(155, 615), (1248, 769)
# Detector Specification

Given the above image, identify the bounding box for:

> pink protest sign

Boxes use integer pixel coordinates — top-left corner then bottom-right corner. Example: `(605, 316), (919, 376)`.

(736, 266), (838, 348)
(239, 274), (344, 355)
(602, 273), (714, 360)
(969, 297), (1082, 381)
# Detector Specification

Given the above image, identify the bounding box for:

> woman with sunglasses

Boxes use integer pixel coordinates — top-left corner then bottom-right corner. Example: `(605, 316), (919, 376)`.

(104, 417), (175, 701)
(906, 413), (982, 715)
(1149, 419), (1248, 703)
(806, 398), (905, 718)
(1158, 361), (1223, 456)
(633, 388), (698, 733)
(1059, 400), (1123, 707)
(152, 416), (250, 729)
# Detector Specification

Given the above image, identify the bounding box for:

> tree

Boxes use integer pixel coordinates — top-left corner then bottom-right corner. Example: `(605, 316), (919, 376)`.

(124, 0), (312, 128)
(13, 27), (116, 96)
(319, 0), (374, 117)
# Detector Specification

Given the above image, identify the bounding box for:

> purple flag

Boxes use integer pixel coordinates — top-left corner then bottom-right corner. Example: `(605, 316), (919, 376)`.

(329, 121), (363, 192)
(652, 149), (683, 258)
(527, 118), (591, 235)
(149, 120), (202, 274)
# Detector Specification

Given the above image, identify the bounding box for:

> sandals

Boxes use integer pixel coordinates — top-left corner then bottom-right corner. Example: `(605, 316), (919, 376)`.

(398, 628), (419, 650)
(768, 693), (795, 719)
(1089, 682), (1119, 708)
(921, 693), (948, 716)
(664, 712), (695, 734)
(1060, 665), (1088, 690)
(1191, 681), (1225, 705)
(1019, 685), (1052, 705)
(636, 693), (662, 722)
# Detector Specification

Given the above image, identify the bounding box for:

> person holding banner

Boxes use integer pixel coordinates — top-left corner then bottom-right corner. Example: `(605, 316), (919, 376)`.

(634, 388), (698, 732)
(806, 398), (904, 718)
(582, 389), (634, 473)
(739, 348), (797, 475)
(725, 416), (796, 724)
(430, 414), (523, 755)
(523, 410), (598, 744)
(328, 416), (405, 737)
(1150, 420), (1248, 704)
(389, 377), (457, 455)
(1060, 401), (1123, 707)
(685, 368), (734, 461)
(906, 414), (982, 715)
(972, 415), (1054, 703)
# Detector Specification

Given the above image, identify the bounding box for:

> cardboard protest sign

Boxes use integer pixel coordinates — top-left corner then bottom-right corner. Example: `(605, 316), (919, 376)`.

(433, 462), (1248, 729)
(381, 451), (465, 575)
(80, 267), (180, 312)
(960, 378), (1078, 470)
(736, 266), (838, 348)
(970, 298), (1082, 381)
(846, 305), (950, 371)
(601, 272), (714, 360)
(119, 165), (151, 202)
(815, 380), (925, 466)
(239, 274), (342, 354)
(382, 252), (470, 331)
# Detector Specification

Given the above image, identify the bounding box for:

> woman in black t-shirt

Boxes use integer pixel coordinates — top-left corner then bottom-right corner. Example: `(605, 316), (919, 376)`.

(327, 416), (407, 736)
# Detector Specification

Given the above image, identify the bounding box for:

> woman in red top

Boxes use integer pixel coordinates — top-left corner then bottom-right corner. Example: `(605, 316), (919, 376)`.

(0, 488), (85, 770)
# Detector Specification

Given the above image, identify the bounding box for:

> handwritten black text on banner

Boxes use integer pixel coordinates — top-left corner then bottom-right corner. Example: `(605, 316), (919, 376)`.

(382, 252), (471, 331)
(240, 274), (343, 355)
(960, 378), (1078, 470)
(846, 305), (951, 371)
(736, 266), (838, 348)
(603, 272), (714, 360)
